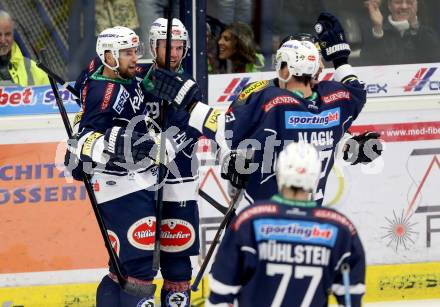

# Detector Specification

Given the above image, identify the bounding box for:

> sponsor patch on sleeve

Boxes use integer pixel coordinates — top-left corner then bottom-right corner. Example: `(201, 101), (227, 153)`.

(203, 109), (222, 132)
(225, 106), (236, 123)
(81, 83), (89, 106)
(313, 209), (356, 235)
(321, 90), (351, 105)
(87, 58), (96, 73)
(81, 131), (103, 158)
(73, 111), (83, 127)
(263, 95), (299, 112)
(233, 204), (278, 231)
(237, 80), (269, 102)
(100, 83), (116, 111)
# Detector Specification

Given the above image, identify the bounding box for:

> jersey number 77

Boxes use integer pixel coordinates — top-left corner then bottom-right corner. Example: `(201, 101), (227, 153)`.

(266, 263), (323, 307)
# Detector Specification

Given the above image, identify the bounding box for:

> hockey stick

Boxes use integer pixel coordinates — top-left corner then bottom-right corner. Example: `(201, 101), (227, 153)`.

(39, 51), (157, 298)
(198, 189), (228, 215)
(14, 20), (80, 98)
(36, 61), (79, 97)
(151, 0), (174, 272)
(341, 263), (352, 307)
(191, 188), (245, 291)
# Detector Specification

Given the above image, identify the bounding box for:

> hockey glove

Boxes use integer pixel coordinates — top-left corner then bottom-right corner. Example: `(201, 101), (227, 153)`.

(104, 127), (158, 168)
(314, 12), (351, 67)
(151, 68), (200, 111)
(64, 137), (84, 181)
(343, 132), (383, 165)
(221, 150), (253, 189)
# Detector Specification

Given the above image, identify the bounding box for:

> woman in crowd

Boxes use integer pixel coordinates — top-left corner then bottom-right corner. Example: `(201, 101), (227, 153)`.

(215, 22), (264, 73)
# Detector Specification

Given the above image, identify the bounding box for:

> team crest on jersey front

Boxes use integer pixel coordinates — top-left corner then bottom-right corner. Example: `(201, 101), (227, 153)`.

(127, 217), (156, 250)
(160, 219), (195, 252)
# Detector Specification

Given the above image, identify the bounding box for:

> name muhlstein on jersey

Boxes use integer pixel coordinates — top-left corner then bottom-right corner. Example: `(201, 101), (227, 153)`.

(259, 241), (331, 266)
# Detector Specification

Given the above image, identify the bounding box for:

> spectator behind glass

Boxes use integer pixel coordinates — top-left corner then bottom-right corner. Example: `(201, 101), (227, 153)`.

(215, 0), (252, 25)
(95, 0), (140, 36)
(0, 10), (48, 86)
(360, 0), (440, 65)
(216, 22), (264, 74)
(135, 1), (180, 59)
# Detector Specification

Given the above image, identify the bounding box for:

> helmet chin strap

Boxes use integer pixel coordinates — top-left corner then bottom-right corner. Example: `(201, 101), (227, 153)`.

(277, 62), (293, 84)
(104, 54), (131, 80)
(278, 70), (292, 88)
(103, 51), (121, 75)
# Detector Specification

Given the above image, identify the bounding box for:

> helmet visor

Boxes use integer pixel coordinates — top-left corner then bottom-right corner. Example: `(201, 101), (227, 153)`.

(119, 42), (145, 60)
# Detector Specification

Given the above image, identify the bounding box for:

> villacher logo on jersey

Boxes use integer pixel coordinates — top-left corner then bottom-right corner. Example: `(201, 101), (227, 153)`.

(217, 77), (251, 102)
(404, 67), (438, 92)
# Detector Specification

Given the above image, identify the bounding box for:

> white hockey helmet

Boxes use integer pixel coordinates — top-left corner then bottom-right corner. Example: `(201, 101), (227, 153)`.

(149, 17), (190, 59)
(96, 26), (142, 71)
(276, 142), (321, 192)
(275, 39), (320, 82)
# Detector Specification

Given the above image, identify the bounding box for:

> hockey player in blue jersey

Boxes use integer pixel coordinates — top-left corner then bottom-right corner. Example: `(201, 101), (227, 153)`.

(68, 19), (201, 306)
(207, 141), (366, 307)
(65, 25), (200, 306)
(144, 17), (202, 307)
(150, 12), (382, 207)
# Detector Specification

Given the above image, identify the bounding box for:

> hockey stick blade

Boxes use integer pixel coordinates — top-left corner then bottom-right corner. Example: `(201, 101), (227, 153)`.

(152, 0), (175, 273)
(199, 189), (228, 215)
(191, 188), (245, 291)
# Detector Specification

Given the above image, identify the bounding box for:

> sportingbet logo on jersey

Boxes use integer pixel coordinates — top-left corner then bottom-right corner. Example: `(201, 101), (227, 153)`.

(404, 67), (438, 92)
(217, 77), (251, 102)
(285, 107), (340, 129)
(254, 218), (338, 247)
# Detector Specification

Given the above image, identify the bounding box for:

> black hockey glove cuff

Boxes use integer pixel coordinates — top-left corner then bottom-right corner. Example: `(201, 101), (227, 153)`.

(343, 132), (383, 165)
(151, 68), (200, 112)
(314, 12), (351, 65)
(64, 137), (85, 181)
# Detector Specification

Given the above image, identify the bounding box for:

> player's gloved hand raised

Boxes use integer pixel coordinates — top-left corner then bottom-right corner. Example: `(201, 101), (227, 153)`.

(314, 12), (351, 66)
(220, 150), (253, 189)
(151, 68), (200, 112)
(343, 131), (383, 165)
